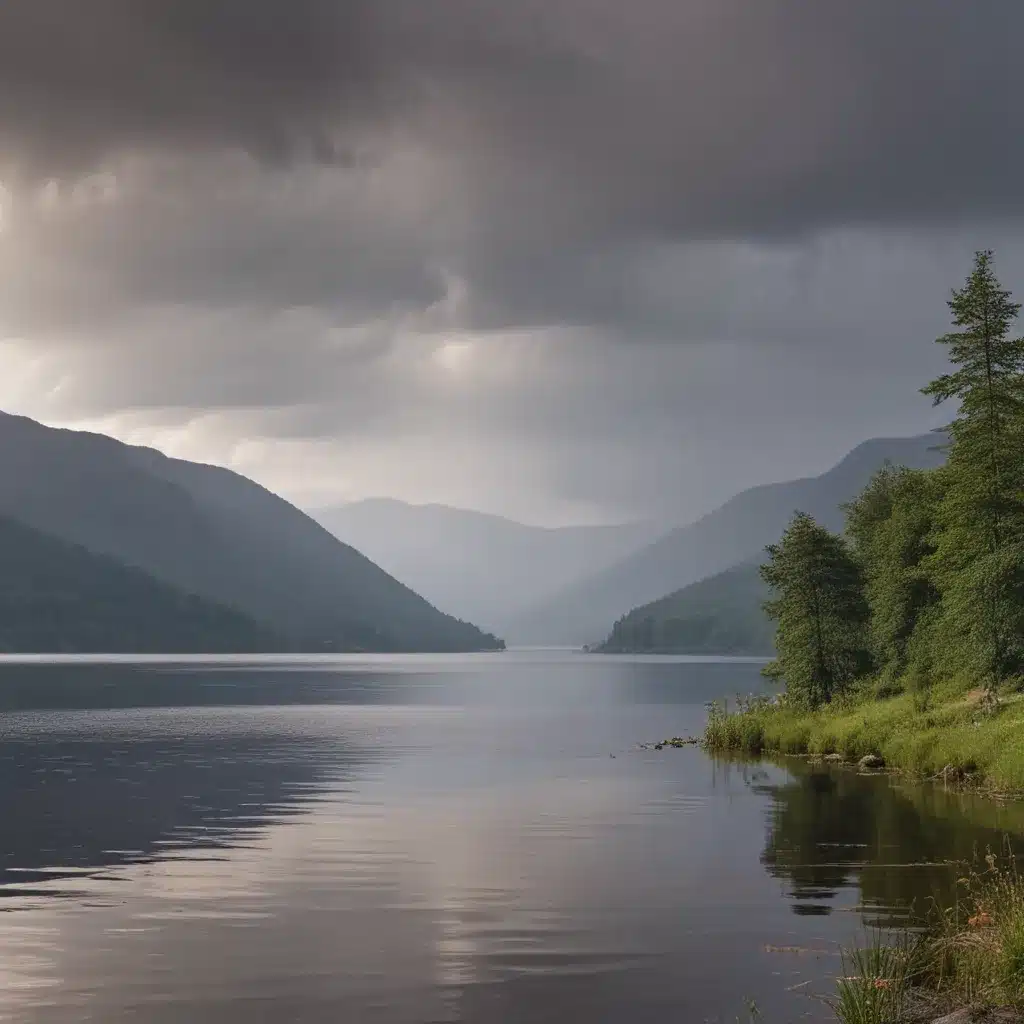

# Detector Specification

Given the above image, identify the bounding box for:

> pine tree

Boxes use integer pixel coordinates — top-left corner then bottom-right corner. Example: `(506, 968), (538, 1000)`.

(761, 511), (870, 708)
(923, 250), (1024, 685)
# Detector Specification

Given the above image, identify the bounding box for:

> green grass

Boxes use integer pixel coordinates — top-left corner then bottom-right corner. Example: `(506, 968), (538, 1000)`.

(827, 850), (1024, 1022)
(703, 680), (1024, 793)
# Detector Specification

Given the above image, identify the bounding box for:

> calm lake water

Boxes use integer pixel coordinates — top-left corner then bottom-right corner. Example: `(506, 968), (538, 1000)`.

(1, 651), (1022, 1023)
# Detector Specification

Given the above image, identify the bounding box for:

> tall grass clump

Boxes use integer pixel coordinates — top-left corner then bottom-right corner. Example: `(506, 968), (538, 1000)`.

(827, 931), (926, 1024)
(925, 848), (1024, 1010)
(830, 848), (1024, 1022)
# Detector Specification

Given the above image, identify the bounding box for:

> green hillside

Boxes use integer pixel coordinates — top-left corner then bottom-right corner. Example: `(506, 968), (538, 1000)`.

(0, 514), (284, 653)
(598, 561), (771, 655)
(0, 412), (503, 652)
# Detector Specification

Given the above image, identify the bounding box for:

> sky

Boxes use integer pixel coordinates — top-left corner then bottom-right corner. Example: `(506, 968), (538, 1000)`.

(1, 1), (1023, 527)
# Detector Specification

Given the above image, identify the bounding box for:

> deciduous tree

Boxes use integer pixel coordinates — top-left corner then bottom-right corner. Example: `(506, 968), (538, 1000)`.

(761, 512), (869, 707)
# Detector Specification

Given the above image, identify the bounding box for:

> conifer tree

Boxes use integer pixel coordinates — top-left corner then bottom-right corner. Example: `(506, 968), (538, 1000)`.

(923, 250), (1024, 685)
(761, 512), (869, 707)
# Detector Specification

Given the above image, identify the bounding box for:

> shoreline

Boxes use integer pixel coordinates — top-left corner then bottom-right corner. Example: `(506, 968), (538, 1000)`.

(702, 688), (1024, 1023)
(701, 684), (1024, 797)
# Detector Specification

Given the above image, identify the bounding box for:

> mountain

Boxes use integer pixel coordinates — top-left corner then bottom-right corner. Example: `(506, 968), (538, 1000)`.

(597, 560), (771, 655)
(513, 433), (947, 645)
(0, 412), (502, 652)
(312, 498), (659, 633)
(0, 513), (285, 653)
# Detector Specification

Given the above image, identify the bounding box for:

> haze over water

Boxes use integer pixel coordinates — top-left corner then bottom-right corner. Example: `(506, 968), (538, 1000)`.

(0, 652), (1019, 1023)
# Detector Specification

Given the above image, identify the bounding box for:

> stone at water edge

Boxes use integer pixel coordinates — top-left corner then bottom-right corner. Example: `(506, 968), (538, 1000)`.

(824, 753), (845, 763)
(928, 1010), (982, 1023)
(858, 754), (885, 770)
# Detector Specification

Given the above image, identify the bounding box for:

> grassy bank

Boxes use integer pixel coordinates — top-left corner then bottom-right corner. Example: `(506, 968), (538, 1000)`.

(703, 680), (1024, 793)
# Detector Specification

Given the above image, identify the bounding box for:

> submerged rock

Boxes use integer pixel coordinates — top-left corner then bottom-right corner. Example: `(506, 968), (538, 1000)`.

(858, 754), (885, 770)
(642, 736), (698, 751)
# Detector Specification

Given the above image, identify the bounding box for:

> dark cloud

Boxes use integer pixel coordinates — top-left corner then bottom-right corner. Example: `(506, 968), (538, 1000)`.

(0, 1), (390, 174)
(3, 1), (1024, 237)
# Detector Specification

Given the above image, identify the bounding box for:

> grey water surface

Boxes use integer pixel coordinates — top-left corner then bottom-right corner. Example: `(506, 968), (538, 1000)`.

(0, 651), (1019, 1023)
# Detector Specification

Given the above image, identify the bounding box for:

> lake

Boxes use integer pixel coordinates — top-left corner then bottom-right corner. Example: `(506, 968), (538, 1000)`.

(1, 651), (1021, 1023)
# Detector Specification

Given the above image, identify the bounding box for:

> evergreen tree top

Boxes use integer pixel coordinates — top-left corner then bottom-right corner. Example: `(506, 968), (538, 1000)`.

(922, 249), (1024, 412)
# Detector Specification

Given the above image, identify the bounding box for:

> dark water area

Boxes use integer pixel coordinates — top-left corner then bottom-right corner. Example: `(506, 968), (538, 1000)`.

(1, 652), (1022, 1022)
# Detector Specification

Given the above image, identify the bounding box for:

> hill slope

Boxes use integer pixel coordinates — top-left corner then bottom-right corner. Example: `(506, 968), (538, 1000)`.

(513, 433), (946, 645)
(0, 513), (283, 653)
(313, 499), (658, 633)
(0, 413), (502, 652)
(598, 561), (770, 655)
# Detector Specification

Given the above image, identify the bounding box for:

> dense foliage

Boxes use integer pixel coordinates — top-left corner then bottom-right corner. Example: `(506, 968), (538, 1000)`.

(760, 512), (869, 706)
(763, 251), (1024, 706)
(843, 465), (943, 684)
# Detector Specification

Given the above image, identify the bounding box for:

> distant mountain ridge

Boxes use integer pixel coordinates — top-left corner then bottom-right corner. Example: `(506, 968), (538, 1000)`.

(512, 433), (947, 645)
(0, 412), (502, 652)
(313, 498), (660, 634)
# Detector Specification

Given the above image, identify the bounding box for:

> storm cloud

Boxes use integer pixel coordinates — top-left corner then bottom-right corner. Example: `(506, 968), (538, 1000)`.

(0, 1), (1022, 523)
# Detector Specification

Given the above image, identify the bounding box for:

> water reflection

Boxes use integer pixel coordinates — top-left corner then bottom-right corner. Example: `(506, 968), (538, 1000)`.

(754, 759), (1024, 923)
(12, 656), (1024, 1021)
(0, 655), (774, 713)
(0, 655), (812, 1023)
(0, 723), (368, 896)
(0, 659), (447, 711)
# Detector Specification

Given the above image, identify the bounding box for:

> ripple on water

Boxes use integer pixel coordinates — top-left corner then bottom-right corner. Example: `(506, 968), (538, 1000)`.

(0, 655), (1016, 1022)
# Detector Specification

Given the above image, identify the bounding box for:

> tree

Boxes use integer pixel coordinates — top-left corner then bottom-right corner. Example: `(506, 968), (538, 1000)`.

(843, 464), (943, 682)
(640, 614), (656, 650)
(761, 512), (870, 708)
(923, 250), (1024, 685)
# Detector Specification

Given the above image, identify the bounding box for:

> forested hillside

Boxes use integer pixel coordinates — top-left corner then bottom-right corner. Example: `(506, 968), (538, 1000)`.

(599, 561), (772, 654)
(0, 514), (283, 653)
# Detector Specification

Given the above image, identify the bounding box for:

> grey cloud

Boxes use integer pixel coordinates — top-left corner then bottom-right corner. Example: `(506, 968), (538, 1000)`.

(4, 1), (1024, 342)
(2, 1), (1024, 524)
(0, 155), (450, 335)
